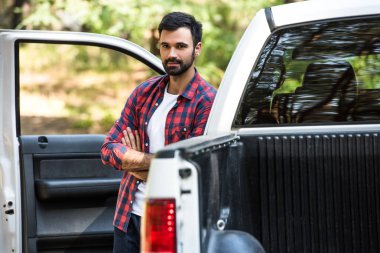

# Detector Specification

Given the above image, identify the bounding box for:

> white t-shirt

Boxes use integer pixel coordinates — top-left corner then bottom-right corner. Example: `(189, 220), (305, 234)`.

(132, 85), (179, 216)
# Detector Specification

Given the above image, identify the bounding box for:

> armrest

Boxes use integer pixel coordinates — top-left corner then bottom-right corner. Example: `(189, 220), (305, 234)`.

(35, 178), (121, 200)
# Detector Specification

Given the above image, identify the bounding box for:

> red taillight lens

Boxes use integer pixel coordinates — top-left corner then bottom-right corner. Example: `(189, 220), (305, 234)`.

(142, 198), (176, 253)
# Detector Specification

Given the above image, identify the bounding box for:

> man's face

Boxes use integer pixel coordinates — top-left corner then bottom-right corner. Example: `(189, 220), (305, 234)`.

(159, 27), (201, 76)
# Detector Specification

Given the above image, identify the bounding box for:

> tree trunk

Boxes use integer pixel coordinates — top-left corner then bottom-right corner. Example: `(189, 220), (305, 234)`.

(0, 0), (12, 28)
(0, 0), (29, 28)
(149, 28), (160, 56)
(12, 0), (28, 28)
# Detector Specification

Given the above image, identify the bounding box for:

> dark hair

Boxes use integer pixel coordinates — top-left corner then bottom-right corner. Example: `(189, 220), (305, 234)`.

(158, 12), (202, 47)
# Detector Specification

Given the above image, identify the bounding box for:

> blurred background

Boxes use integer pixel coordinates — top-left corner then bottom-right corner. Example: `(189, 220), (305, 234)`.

(0, 0), (303, 134)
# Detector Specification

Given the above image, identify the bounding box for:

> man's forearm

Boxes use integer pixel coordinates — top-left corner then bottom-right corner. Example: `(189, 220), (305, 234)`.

(122, 148), (154, 171)
(100, 142), (127, 170)
(130, 171), (149, 181)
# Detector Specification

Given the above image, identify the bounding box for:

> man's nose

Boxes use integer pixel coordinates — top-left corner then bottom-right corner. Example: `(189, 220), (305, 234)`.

(169, 47), (177, 58)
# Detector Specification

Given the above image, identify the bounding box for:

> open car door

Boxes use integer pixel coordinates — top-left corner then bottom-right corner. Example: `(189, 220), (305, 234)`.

(0, 30), (164, 253)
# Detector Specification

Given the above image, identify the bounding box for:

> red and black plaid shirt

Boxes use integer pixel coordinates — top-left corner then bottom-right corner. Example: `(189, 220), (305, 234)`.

(101, 70), (216, 232)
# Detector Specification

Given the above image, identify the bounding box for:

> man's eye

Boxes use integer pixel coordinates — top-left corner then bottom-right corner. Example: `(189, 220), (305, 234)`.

(160, 44), (169, 49)
(176, 44), (187, 49)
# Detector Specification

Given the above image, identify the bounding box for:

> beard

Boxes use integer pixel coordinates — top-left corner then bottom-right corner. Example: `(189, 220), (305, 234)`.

(163, 51), (195, 76)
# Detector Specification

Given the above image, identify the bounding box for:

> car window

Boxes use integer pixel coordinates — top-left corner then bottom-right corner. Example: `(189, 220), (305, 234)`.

(18, 42), (157, 134)
(234, 17), (380, 126)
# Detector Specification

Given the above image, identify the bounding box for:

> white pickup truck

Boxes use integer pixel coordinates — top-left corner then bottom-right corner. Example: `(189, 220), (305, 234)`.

(2, 1), (380, 253)
(141, 1), (380, 253)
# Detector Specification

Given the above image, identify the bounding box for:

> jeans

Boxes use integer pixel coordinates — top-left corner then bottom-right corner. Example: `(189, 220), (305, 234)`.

(113, 213), (141, 253)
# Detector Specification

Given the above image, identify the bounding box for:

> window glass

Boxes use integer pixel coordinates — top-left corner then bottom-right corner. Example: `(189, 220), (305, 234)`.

(19, 43), (157, 134)
(234, 17), (380, 126)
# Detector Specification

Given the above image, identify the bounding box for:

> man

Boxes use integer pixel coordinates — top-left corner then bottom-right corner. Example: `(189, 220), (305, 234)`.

(101, 12), (216, 253)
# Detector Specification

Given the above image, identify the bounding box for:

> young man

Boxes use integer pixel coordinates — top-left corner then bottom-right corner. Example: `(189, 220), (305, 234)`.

(101, 12), (216, 253)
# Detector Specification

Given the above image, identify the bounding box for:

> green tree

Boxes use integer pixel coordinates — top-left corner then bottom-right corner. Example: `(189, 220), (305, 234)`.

(18, 0), (284, 86)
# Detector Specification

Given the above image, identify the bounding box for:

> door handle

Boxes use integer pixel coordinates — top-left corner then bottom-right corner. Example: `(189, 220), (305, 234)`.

(38, 136), (48, 149)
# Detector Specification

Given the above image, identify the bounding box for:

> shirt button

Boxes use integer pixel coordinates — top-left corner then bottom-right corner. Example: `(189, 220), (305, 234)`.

(145, 121), (148, 125)
(137, 180), (140, 184)
(130, 201), (133, 205)
(155, 103), (159, 106)
(145, 142), (149, 147)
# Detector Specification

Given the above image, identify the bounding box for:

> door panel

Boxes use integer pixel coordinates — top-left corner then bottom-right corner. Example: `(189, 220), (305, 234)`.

(20, 135), (122, 252)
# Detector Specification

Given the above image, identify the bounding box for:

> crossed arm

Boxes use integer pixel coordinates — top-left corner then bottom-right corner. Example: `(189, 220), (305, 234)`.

(121, 127), (154, 181)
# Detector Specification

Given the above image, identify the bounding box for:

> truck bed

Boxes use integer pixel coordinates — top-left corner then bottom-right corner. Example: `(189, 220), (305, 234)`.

(186, 130), (380, 253)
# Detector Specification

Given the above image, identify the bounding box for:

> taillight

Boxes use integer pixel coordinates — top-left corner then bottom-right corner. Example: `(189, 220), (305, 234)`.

(141, 198), (176, 253)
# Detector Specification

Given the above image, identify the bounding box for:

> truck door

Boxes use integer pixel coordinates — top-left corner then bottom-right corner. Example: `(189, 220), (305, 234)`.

(0, 31), (164, 253)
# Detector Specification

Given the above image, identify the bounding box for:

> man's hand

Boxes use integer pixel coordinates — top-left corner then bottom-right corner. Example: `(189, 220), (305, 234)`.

(121, 127), (153, 181)
(122, 127), (142, 152)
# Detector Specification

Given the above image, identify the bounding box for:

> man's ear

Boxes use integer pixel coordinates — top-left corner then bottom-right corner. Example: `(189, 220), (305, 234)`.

(195, 42), (202, 57)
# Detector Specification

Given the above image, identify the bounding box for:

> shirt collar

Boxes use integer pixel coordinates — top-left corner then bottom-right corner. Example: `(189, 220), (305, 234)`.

(158, 75), (170, 92)
(180, 68), (200, 100)
(157, 68), (201, 100)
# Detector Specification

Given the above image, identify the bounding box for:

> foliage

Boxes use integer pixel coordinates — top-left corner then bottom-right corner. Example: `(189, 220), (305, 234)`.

(19, 42), (154, 134)
(20, 0), (283, 86)
(17, 0), (286, 134)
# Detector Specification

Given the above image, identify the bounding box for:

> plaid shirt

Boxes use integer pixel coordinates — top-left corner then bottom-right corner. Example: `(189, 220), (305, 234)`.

(101, 70), (216, 232)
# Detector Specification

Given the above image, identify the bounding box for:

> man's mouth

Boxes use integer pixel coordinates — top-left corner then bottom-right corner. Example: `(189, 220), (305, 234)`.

(165, 59), (181, 67)
(167, 62), (180, 67)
